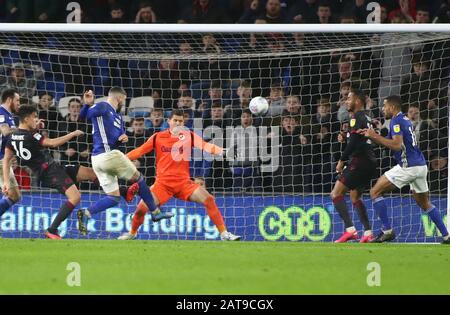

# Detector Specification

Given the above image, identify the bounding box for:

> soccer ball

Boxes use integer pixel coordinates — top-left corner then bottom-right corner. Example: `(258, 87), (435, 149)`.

(249, 96), (269, 116)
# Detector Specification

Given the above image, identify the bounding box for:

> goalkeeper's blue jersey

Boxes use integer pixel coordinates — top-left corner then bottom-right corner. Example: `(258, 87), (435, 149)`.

(80, 101), (124, 156)
(0, 105), (16, 160)
(388, 112), (426, 168)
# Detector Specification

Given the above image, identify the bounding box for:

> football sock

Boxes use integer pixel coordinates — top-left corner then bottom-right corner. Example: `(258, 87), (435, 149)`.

(353, 199), (371, 231)
(88, 195), (120, 216)
(425, 205), (449, 237)
(0, 197), (15, 217)
(136, 176), (156, 212)
(203, 196), (226, 233)
(48, 201), (75, 233)
(131, 202), (149, 235)
(332, 196), (353, 229)
(372, 197), (391, 231)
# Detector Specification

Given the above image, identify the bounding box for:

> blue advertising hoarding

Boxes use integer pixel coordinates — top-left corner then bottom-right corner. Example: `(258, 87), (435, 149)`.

(0, 193), (446, 242)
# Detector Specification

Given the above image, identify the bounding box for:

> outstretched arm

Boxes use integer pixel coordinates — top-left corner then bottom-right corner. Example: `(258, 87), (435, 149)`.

(127, 134), (156, 160)
(192, 132), (224, 155)
(2, 147), (14, 194)
(41, 130), (84, 148)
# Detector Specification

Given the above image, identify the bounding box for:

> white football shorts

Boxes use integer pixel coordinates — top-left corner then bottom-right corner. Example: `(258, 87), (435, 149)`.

(91, 150), (137, 193)
(384, 164), (428, 193)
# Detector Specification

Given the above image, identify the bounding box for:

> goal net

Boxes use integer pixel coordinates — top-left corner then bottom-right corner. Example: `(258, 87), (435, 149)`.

(0, 24), (448, 242)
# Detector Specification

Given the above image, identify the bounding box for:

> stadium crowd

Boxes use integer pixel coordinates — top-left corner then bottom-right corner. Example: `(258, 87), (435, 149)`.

(0, 0), (450, 24)
(0, 0), (449, 195)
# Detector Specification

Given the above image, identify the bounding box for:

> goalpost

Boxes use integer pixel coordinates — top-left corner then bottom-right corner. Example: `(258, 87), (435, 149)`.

(0, 23), (448, 242)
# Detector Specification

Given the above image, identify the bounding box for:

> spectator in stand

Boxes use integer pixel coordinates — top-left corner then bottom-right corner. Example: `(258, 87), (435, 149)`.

(57, 98), (91, 166)
(371, 28), (423, 107)
(238, 0), (261, 23)
(177, 93), (196, 111)
(228, 109), (261, 192)
(335, 80), (351, 123)
(256, 0), (289, 23)
(135, 1), (157, 23)
(109, 4), (126, 23)
(178, 42), (200, 86)
(288, 0), (318, 23)
(147, 58), (180, 109)
(145, 107), (164, 131)
(203, 102), (231, 129)
(228, 80), (258, 126)
(379, 4), (389, 23)
(199, 80), (227, 117)
(5, 0), (33, 22)
(311, 97), (339, 135)
(0, 62), (44, 100)
(388, 0), (416, 23)
(270, 114), (302, 192)
(37, 92), (61, 138)
(282, 95), (310, 126)
(126, 117), (153, 183)
(197, 33), (225, 82)
(400, 54), (438, 108)
(266, 84), (286, 117)
(322, 54), (360, 103)
(415, 6), (430, 23)
(11, 157), (31, 190)
(432, 0), (450, 23)
(179, 0), (230, 23)
(34, 0), (61, 22)
(339, 14), (356, 23)
(429, 152), (448, 194)
(407, 103), (438, 160)
(316, 0), (334, 24)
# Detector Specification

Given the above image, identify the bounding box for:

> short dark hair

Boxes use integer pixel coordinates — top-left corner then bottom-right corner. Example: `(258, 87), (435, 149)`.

(1, 88), (19, 103)
(131, 117), (145, 124)
(139, 0), (152, 9)
(416, 6), (429, 13)
(38, 91), (54, 99)
(109, 86), (127, 96)
(210, 80), (221, 90)
(239, 80), (251, 89)
(408, 102), (420, 109)
(18, 105), (38, 122)
(242, 109), (252, 116)
(318, 0), (331, 8)
(68, 98), (81, 106)
(350, 88), (365, 104)
(110, 4), (124, 11)
(170, 109), (184, 118)
(384, 95), (402, 110)
(211, 102), (222, 109)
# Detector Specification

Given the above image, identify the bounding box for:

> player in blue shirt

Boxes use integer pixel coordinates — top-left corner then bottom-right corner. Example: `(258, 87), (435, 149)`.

(0, 89), (21, 218)
(77, 87), (173, 235)
(361, 95), (449, 244)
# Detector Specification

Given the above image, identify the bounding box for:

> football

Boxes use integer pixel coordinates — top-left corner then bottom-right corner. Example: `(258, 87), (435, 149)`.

(249, 96), (269, 116)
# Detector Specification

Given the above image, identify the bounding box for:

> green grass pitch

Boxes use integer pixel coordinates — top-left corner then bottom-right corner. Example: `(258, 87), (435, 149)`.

(1, 238), (449, 294)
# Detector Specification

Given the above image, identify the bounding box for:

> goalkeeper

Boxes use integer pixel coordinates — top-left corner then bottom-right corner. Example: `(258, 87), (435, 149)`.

(118, 109), (240, 241)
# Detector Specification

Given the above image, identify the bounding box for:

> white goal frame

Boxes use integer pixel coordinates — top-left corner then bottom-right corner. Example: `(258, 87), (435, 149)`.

(0, 22), (449, 236)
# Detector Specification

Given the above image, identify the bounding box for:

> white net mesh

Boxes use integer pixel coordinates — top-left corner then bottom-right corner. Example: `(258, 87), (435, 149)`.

(0, 29), (448, 242)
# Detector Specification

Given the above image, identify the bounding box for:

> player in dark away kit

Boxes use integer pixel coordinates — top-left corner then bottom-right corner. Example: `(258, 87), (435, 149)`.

(330, 88), (378, 243)
(2, 105), (97, 239)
